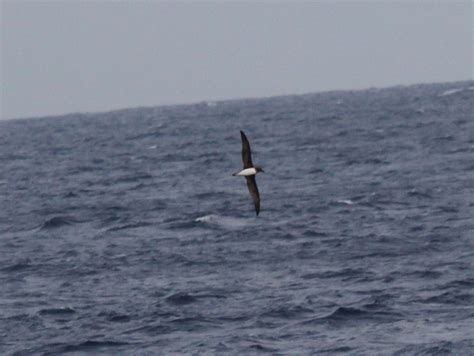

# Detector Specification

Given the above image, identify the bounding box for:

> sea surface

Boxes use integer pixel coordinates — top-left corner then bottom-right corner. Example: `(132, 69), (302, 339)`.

(1, 81), (473, 355)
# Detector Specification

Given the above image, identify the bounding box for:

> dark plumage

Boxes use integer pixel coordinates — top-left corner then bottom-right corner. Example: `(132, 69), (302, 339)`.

(237, 130), (263, 216)
(240, 130), (253, 169)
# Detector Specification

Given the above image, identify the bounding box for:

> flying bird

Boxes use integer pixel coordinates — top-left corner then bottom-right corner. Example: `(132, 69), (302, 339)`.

(232, 130), (264, 216)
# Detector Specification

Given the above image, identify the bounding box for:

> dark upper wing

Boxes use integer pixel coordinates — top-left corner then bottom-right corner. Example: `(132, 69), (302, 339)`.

(240, 130), (253, 169)
(245, 175), (260, 216)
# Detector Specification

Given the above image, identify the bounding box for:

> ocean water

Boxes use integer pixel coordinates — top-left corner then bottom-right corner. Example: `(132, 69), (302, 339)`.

(1, 81), (473, 355)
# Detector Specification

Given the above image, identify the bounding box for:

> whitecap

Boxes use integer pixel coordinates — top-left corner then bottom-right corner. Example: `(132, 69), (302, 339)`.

(336, 199), (355, 206)
(195, 214), (254, 229)
(439, 88), (464, 97)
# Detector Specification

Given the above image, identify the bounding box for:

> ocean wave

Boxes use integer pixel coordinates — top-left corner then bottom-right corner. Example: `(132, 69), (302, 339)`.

(37, 216), (80, 230)
(106, 221), (153, 232)
(323, 306), (371, 320)
(38, 307), (76, 316)
(97, 311), (132, 323)
(438, 88), (465, 96)
(302, 268), (367, 280)
(195, 214), (255, 229)
(39, 340), (131, 355)
(301, 305), (402, 325)
(422, 291), (474, 305)
(394, 340), (474, 356)
(165, 292), (227, 306)
(165, 292), (198, 305)
(259, 304), (314, 319)
(1, 260), (32, 272)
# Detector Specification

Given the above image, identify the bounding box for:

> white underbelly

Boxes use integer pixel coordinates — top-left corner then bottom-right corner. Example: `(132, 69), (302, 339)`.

(237, 168), (257, 176)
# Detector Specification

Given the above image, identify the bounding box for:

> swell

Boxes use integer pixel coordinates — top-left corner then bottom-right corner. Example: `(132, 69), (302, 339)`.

(300, 305), (403, 325)
(37, 215), (81, 230)
(37, 340), (131, 355)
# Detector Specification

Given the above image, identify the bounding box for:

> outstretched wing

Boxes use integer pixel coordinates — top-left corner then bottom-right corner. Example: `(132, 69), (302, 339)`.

(240, 130), (253, 169)
(245, 175), (260, 216)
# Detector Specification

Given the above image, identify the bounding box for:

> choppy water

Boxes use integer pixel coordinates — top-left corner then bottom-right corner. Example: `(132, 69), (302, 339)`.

(1, 81), (473, 355)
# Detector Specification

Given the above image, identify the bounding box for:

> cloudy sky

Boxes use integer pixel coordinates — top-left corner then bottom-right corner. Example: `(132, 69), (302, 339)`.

(1, 1), (472, 120)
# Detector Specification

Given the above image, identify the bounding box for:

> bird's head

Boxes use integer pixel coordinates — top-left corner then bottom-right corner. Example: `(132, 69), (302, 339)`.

(255, 166), (264, 173)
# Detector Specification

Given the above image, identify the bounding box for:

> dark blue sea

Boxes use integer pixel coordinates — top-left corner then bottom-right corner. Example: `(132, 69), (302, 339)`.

(1, 81), (473, 355)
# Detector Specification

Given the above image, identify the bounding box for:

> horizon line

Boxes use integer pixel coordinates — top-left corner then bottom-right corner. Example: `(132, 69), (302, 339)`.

(2, 78), (472, 122)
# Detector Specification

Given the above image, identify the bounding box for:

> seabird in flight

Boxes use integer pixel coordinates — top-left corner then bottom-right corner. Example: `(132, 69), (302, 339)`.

(232, 130), (264, 216)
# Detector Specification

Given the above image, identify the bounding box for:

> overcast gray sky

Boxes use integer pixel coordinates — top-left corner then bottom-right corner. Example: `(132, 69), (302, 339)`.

(1, 1), (472, 120)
